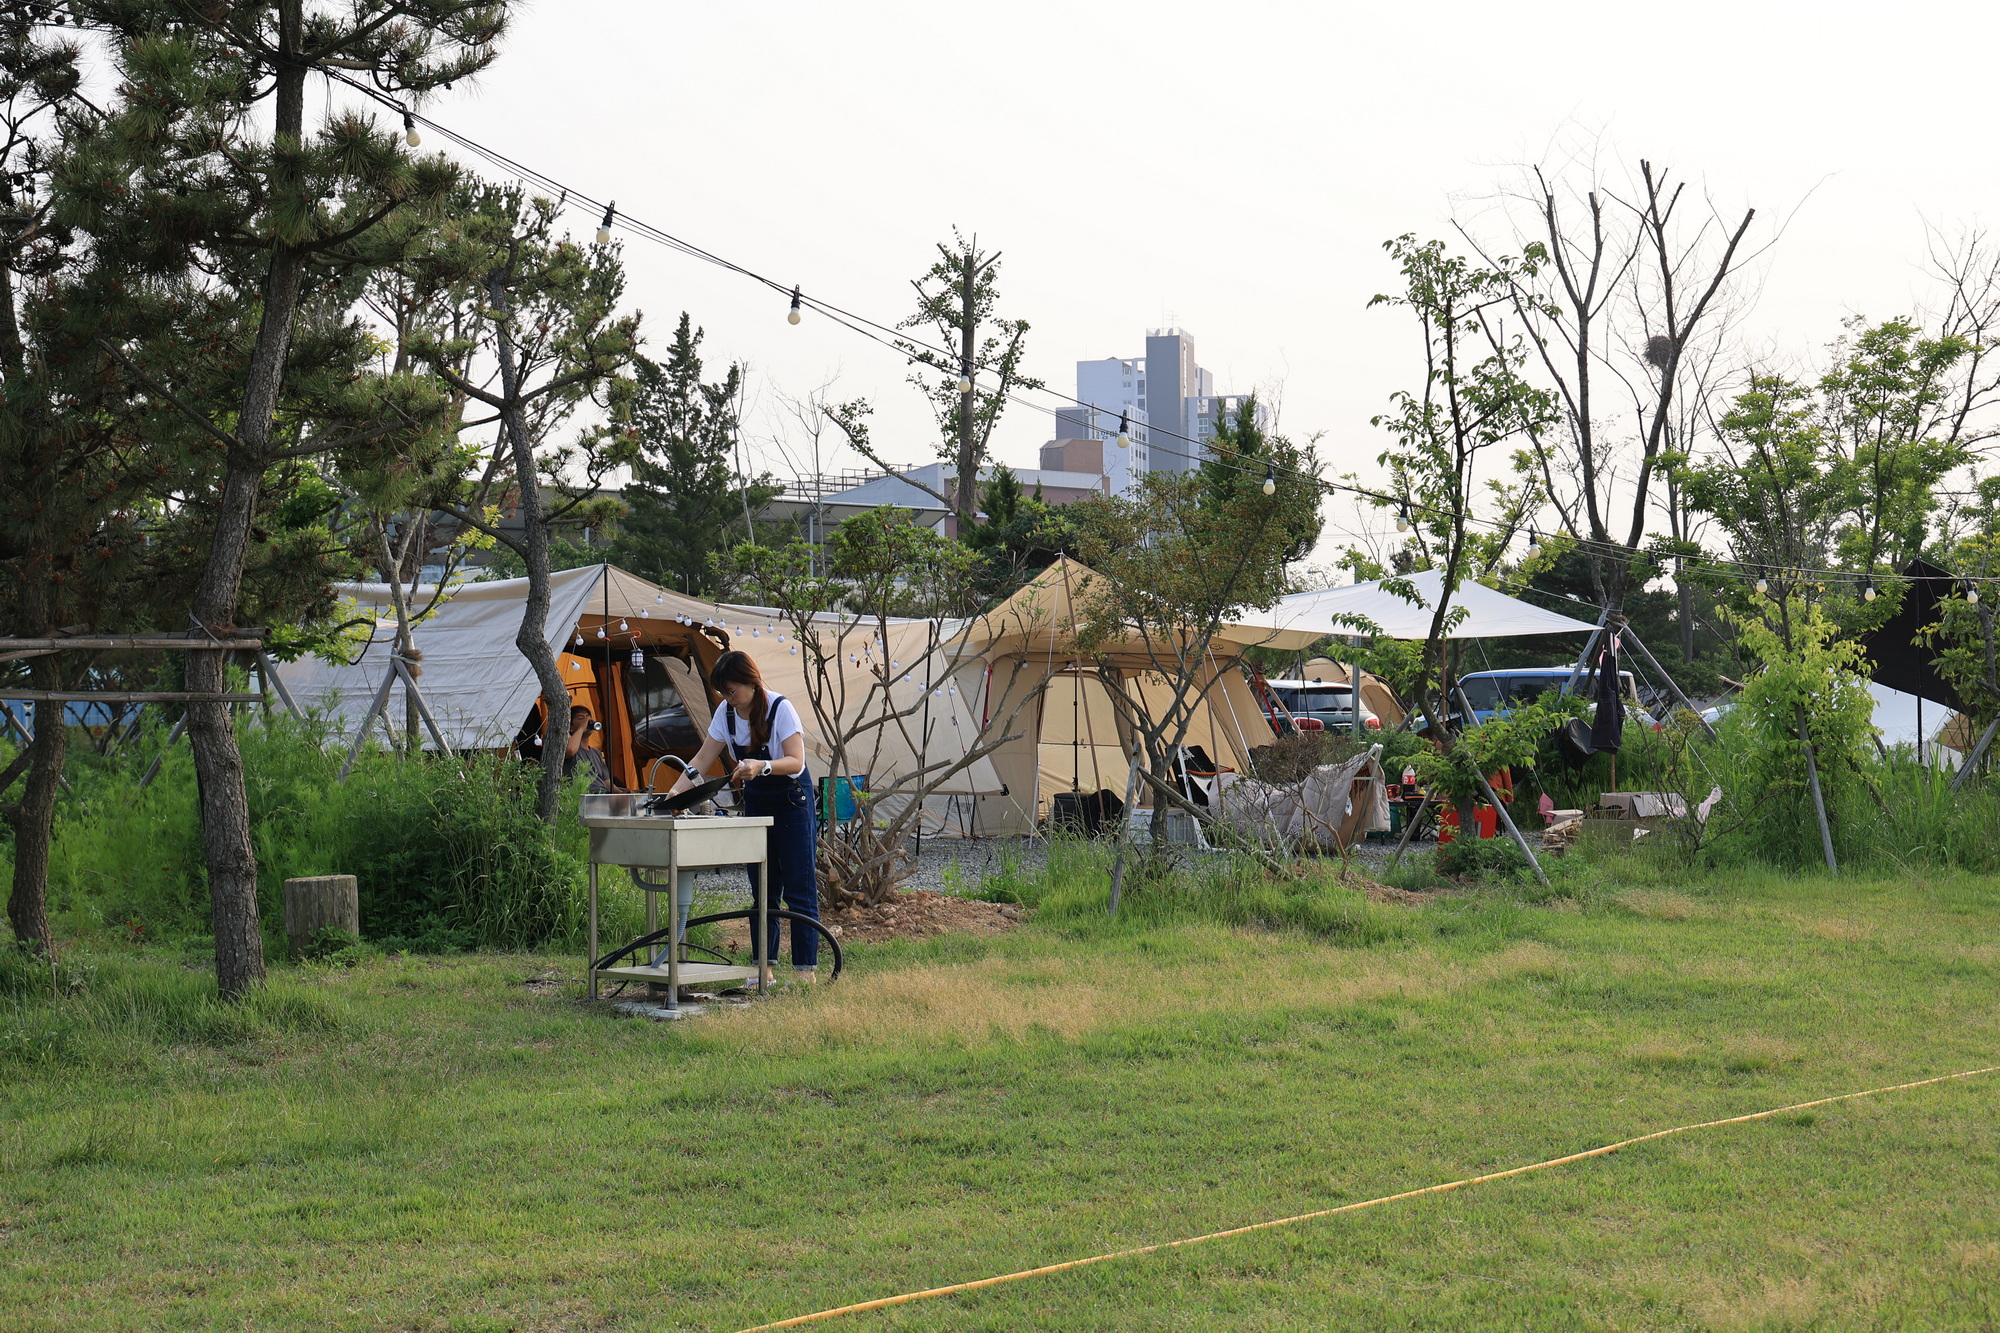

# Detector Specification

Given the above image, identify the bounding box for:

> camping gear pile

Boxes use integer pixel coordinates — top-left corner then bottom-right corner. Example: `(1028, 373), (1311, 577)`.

(1210, 747), (1390, 852)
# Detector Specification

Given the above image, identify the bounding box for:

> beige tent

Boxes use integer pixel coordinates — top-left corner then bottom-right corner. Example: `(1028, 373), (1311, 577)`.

(1300, 658), (1407, 728)
(950, 557), (1321, 834)
(717, 610), (1000, 797)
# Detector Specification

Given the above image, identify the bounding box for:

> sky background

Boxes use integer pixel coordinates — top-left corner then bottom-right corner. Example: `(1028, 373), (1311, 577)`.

(422, 0), (1994, 558)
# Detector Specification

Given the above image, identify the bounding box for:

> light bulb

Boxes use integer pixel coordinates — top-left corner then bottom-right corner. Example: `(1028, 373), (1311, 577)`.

(1969, 585), (1982, 606)
(752, 628), (760, 637)
(957, 375), (973, 395)
(595, 201), (615, 246)
(1261, 469), (1276, 496)
(1755, 579), (1769, 596)
(789, 645), (797, 655)
(595, 627), (607, 639)
(619, 619), (628, 631)
(1115, 432), (1129, 449)
(1863, 583), (1877, 602)
(788, 286), (802, 326)
(574, 634), (584, 647)
(403, 112), (420, 147)
(1396, 514), (1409, 533)
(639, 609), (649, 619)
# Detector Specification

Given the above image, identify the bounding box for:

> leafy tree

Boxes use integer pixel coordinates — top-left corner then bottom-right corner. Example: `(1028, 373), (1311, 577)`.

(1067, 453), (1324, 900)
(413, 185), (641, 822)
(1360, 237), (1557, 741)
(610, 314), (778, 596)
(727, 509), (1021, 907)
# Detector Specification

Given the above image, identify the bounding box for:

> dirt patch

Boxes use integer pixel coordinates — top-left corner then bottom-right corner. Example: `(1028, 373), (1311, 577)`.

(1358, 881), (1437, 907)
(714, 890), (1029, 949)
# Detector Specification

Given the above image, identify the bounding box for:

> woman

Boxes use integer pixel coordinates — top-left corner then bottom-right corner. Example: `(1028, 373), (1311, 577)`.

(663, 650), (820, 985)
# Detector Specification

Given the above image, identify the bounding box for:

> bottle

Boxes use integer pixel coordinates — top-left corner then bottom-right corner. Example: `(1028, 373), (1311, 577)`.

(1402, 764), (1420, 800)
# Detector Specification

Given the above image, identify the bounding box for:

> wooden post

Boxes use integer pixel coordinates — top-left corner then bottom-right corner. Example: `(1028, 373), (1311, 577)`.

(283, 875), (360, 956)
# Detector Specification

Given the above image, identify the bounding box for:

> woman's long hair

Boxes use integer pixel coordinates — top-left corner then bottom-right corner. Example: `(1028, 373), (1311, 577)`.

(709, 650), (774, 753)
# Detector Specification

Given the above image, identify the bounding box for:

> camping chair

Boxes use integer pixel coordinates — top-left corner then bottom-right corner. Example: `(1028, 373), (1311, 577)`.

(1170, 744), (1230, 808)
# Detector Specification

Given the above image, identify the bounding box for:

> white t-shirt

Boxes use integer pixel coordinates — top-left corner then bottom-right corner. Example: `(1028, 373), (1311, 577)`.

(709, 693), (804, 759)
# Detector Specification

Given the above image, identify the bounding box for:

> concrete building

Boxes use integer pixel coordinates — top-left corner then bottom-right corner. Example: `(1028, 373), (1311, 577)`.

(1067, 329), (1259, 482)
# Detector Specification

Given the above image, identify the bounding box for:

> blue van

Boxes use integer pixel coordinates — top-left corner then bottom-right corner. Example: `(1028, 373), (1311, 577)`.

(1453, 667), (1644, 727)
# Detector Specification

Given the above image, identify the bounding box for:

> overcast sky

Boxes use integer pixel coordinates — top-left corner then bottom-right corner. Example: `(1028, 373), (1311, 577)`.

(432, 0), (1997, 554)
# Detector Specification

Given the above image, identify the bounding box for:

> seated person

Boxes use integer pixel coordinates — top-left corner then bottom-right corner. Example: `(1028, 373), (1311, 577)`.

(513, 703), (616, 792)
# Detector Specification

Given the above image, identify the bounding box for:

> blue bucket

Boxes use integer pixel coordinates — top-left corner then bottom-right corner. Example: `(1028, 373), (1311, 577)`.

(823, 774), (868, 823)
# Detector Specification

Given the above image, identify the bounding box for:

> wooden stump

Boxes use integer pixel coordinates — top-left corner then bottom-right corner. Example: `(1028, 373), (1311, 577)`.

(283, 875), (359, 956)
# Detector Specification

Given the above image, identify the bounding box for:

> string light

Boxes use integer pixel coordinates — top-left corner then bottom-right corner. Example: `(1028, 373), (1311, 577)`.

(595, 201), (616, 246)
(957, 365), (974, 395)
(1967, 580), (1982, 606)
(1395, 503), (1410, 533)
(1756, 578), (1770, 596)
(322, 67), (2000, 601)
(402, 111), (420, 147)
(1863, 581), (1877, 603)
(1526, 528), (1542, 560)
(788, 286), (802, 326)
(1115, 411), (1130, 450)
(1261, 464), (1276, 497)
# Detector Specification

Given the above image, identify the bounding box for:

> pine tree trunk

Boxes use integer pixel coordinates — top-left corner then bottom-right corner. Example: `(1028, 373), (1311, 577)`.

(490, 280), (571, 823)
(4, 659), (63, 954)
(183, 4), (311, 999)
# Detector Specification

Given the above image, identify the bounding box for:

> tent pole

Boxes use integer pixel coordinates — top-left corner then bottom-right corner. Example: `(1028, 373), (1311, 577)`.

(1618, 624), (1715, 740)
(1800, 725), (1839, 872)
(137, 715), (186, 790)
(1563, 610), (1610, 695)
(1388, 797), (1430, 868)
(1476, 769), (1550, 889)
(1950, 713), (2000, 792)
(338, 666), (399, 783)
(1105, 741), (1146, 917)
(256, 650), (306, 722)
(1453, 683), (1550, 887)
(394, 658), (455, 756)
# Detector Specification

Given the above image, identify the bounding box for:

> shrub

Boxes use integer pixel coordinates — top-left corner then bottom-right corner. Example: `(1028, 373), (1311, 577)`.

(14, 714), (642, 954)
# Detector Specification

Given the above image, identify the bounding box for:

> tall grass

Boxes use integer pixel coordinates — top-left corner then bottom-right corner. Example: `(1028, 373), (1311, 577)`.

(5, 714), (642, 953)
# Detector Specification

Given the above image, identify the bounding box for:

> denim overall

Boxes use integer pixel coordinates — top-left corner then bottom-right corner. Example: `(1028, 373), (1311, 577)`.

(727, 695), (821, 969)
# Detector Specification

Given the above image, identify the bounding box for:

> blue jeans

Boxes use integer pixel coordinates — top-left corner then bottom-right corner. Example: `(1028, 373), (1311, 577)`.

(742, 774), (820, 969)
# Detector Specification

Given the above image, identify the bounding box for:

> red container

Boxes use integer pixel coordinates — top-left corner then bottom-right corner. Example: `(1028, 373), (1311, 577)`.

(1437, 805), (1498, 843)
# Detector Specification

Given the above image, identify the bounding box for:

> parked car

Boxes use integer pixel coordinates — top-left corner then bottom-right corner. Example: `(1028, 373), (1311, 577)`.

(1453, 667), (1650, 728)
(1264, 679), (1380, 733)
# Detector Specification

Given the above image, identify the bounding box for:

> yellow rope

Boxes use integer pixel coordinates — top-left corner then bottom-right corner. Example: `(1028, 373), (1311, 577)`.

(733, 1064), (1999, 1331)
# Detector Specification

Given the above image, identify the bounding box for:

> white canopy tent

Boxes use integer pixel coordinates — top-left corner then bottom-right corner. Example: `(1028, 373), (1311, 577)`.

(1236, 569), (1600, 641)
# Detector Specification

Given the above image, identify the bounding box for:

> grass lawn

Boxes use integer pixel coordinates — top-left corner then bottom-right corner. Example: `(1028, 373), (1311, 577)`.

(3, 859), (1998, 1331)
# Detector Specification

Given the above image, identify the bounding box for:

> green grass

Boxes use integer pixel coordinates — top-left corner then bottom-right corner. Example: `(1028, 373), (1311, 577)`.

(3, 863), (1998, 1330)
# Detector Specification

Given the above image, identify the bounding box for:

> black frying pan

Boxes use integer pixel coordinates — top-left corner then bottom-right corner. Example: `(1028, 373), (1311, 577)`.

(643, 775), (731, 815)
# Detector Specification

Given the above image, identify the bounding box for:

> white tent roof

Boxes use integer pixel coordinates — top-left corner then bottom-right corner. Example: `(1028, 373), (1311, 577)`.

(1237, 569), (1600, 641)
(275, 565), (666, 751)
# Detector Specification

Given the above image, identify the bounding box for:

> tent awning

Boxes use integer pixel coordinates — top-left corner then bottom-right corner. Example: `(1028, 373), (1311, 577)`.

(1233, 569), (1600, 641)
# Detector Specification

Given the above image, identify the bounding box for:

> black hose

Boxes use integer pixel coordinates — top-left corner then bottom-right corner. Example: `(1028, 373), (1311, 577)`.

(591, 908), (844, 980)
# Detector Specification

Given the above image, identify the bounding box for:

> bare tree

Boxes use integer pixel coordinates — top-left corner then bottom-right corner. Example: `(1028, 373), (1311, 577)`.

(1461, 157), (1757, 615)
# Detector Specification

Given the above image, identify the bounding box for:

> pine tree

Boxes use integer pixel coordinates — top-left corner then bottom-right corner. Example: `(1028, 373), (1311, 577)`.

(612, 314), (776, 597)
(56, 0), (508, 998)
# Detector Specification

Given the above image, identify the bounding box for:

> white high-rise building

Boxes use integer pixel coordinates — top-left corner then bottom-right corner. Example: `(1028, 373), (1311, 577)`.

(1059, 330), (1267, 489)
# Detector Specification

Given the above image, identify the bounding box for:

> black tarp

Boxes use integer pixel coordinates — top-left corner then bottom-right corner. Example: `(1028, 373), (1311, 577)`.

(1590, 635), (1626, 753)
(1857, 558), (1968, 712)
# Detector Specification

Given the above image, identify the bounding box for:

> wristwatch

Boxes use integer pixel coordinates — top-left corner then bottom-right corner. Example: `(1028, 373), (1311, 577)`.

(760, 761), (773, 779)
